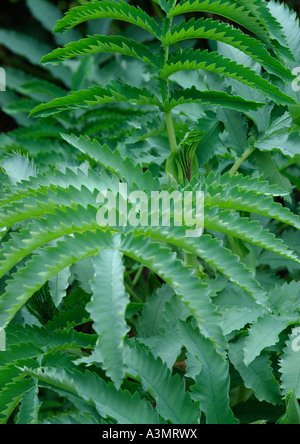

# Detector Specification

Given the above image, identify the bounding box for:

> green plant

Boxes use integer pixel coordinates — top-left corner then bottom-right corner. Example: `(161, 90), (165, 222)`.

(0, 0), (299, 425)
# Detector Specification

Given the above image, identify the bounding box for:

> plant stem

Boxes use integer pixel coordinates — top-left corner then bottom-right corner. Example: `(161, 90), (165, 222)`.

(165, 110), (178, 152)
(125, 282), (142, 303)
(163, 10), (179, 154)
(132, 266), (143, 288)
(184, 251), (198, 269)
(164, 3), (196, 269)
(229, 146), (256, 176)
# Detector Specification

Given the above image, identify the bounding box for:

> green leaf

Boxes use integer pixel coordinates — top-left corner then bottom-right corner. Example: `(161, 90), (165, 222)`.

(26, 284), (59, 326)
(0, 166), (119, 206)
(229, 337), (281, 405)
(137, 227), (267, 306)
(268, 281), (300, 315)
(44, 413), (99, 424)
(253, 151), (293, 195)
(125, 344), (200, 424)
(0, 231), (226, 353)
(205, 182), (300, 230)
(218, 109), (247, 154)
(162, 48), (293, 105)
(21, 366), (160, 424)
(2, 153), (37, 186)
(61, 134), (159, 191)
(204, 206), (299, 264)
(49, 267), (71, 307)
(169, 0), (272, 43)
(30, 81), (161, 117)
(42, 35), (159, 67)
(243, 314), (288, 365)
(177, 321), (237, 424)
(279, 332), (300, 398)
(87, 248), (130, 388)
(53, 0), (162, 39)
(162, 17), (295, 82)
(0, 198), (267, 309)
(232, 0), (288, 48)
(254, 113), (300, 158)
(0, 378), (36, 424)
(277, 392), (300, 424)
(221, 306), (262, 336)
(16, 381), (40, 424)
(136, 285), (174, 337)
(137, 327), (183, 369)
(72, 257), (94, 294)
(205, 171), (289, 197)
(268, 0), (300, 66)
(5, 324), (96, 355)
(167, 87), (265, 112)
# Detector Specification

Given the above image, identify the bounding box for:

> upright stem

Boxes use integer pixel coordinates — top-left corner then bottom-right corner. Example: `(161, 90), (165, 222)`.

(165, 110), (178, 152)
(125, 282), (142, 303)
(229, 146), (256, 176)
(132, 266), (143, 287)
(164, 3), (197, 270)
(163, 10), (178, 154)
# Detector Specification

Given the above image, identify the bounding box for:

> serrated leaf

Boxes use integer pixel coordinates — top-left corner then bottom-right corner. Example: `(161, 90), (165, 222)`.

(0, 231), (226, 353)
(16, 381), (40, 424)
(136, 285), (173, 337)
(49, 267), (71, 307)
(42, 35), (159, 67)
(277, 392), (300, 424)
(168, 86), (265, 112)
(162, 17), (295, 82)
(169, 0), (272, 43)
(125, 343), (200, 424)
(21, 366), (160, 424)
(229, 337), (281, 405)
(2, 153), (37, 186)
(177, 321), (237, 424)
(30, 81), (161, 117)
(87, 248), (130, 388)
(161, 49), (294, 105)
(243, 313), (288, 365)
(0, 377), (36, 424)
(53, 0), (162, 39)
(280, 332), (300, 398)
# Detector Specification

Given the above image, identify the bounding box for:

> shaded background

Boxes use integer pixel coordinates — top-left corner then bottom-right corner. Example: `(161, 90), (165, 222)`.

(0, 0), (299, 133)
(0, 0), (168, 132)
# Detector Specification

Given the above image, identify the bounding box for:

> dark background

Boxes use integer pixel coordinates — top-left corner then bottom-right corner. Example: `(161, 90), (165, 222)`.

(1, 0), (300, 28)
(0, 0), (299, 133)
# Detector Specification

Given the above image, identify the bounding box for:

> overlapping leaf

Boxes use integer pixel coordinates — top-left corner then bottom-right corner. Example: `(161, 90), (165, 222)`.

(53, 0), (162, 38)
(162, 17), (294, 81)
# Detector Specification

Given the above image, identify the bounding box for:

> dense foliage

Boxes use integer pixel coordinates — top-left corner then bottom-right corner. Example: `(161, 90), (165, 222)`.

(0, 0), (299, 424)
